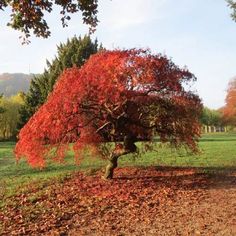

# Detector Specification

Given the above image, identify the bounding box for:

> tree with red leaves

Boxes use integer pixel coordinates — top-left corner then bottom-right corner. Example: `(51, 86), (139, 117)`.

(15, 49), (202, 179)
(223, 78), (236, 126)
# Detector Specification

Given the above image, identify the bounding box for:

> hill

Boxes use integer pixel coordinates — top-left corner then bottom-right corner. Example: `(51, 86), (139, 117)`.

(0, 73), (34, 96)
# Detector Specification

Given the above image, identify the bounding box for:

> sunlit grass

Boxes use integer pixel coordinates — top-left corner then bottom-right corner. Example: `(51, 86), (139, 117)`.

(0, 143), (104, 198)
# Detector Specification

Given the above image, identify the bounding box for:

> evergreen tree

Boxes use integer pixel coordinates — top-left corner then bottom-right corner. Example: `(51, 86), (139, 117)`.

(18, 35), (103, 129)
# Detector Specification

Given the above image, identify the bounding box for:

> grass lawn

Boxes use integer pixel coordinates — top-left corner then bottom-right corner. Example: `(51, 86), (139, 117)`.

(0, 132), (236, 198)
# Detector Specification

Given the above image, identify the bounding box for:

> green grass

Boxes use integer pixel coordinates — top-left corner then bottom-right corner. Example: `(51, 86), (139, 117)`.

(117, 132), (236, 168)
(0, 132), (236, 199)
(0, 143), (104, 198)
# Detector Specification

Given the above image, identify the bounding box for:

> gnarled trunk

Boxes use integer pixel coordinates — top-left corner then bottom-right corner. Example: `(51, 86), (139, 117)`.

(103, 135), (137, 179)
(103, 153), (119, 179)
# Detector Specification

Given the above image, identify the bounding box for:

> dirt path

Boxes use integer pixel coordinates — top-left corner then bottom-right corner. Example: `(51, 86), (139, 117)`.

(1, 167), (236, 235)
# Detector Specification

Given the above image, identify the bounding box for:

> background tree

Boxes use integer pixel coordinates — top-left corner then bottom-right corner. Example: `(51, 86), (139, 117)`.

(0, 0), (98, 43)
(223, 77), (236, 126)
(15, 49), (202, 179)
(18, 35), (102, 129)
(227, 0), (236, 22)
(200, 107), (223, 127)
(0, 93), (24, 140)
(0, 94), (5, 114)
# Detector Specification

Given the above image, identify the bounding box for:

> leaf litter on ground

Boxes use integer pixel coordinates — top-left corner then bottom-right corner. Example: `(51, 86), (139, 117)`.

(0, 166), (236, 235)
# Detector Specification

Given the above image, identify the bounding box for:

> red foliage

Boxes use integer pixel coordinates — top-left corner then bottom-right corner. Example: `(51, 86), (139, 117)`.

(15, 49), (202, 167)
(223, 78), (236, 125)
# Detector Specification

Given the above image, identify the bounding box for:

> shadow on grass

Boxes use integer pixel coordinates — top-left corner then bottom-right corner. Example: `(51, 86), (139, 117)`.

(155, 165), (236, 172)
(200, 138), (236, 142)
(0, 164), (78, 178)
(0, 162), (104, 178)
(115, 166), (236, 190)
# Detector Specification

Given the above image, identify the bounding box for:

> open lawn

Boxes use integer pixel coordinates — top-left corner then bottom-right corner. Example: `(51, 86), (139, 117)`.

(0, 132), (236, 198)
(0, 133), (236, 235)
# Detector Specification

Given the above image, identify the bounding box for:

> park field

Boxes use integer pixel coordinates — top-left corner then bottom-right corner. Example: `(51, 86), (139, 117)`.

(0, 132), (236, 198)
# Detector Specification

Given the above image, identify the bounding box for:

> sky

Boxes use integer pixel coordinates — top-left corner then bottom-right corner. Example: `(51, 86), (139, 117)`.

(0, 0), (236, 109)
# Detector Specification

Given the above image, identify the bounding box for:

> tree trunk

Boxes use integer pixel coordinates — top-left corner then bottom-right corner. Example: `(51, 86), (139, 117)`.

(102, 135), (137, 180)
(103, 153), (119, 179)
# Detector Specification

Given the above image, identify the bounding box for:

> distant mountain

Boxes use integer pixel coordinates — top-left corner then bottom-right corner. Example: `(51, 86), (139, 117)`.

(0, 73), (35, 96)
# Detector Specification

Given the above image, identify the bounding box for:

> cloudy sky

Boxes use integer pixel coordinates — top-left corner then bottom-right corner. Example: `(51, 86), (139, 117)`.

(0, 0), (235, 109)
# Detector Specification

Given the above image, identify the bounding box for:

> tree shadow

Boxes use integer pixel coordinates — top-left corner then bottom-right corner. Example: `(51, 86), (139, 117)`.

(115, 166), (236, 190)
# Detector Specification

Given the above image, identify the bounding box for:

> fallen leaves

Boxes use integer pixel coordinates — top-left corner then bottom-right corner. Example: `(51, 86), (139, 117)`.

(0, 167), (236, 235)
